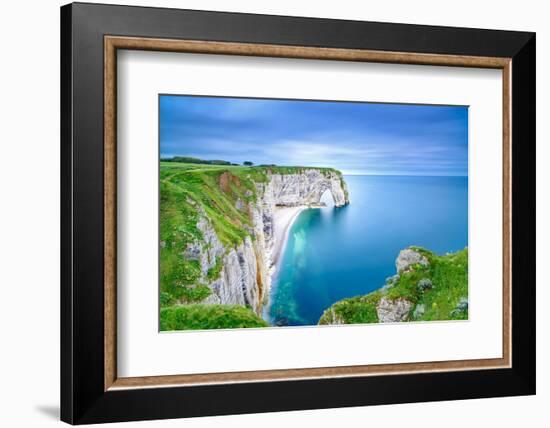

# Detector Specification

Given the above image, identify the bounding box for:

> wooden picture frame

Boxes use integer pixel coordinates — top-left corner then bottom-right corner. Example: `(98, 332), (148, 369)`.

(61, 2), (535, 424)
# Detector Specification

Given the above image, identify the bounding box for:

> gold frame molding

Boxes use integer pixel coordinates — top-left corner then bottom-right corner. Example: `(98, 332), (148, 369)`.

(104, 36), (512, 391)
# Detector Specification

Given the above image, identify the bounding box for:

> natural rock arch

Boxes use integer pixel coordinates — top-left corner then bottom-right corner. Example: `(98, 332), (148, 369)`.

(269, 169), (349, 208)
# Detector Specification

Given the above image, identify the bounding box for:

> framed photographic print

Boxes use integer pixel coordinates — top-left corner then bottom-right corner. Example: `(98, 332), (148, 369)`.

(60, 2), (536, 424)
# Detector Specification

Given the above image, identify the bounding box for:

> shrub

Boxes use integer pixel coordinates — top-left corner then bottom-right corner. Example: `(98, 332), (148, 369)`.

(417, 278), (433, 292)
(160, 291), (174, 307)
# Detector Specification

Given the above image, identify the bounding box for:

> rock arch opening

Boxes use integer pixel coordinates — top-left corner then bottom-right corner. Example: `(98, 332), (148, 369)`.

(320, 188), (335, 207)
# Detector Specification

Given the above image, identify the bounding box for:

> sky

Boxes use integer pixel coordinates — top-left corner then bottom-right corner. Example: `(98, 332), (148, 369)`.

(159, 95), (468, 176)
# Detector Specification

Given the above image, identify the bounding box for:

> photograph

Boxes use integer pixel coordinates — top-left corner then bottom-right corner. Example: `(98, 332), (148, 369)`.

(159, 95), (469, 331)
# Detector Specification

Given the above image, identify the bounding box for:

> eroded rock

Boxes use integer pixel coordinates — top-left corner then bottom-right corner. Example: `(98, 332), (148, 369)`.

(396, 248), (429, 273)
(376, 297), (413, 322)
(268, 170), (349, 207)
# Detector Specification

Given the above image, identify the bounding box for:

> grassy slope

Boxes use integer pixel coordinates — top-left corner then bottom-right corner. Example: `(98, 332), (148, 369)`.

(160, 304), (269, 330)
(319, 247), (468, 325)
(160, 161), (345, 330)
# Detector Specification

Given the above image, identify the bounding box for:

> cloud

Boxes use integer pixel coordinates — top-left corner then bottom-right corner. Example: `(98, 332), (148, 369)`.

(160, 95), (468, 176)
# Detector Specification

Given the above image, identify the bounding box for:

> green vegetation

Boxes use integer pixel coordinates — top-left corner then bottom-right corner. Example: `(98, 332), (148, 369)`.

(161, 157), (344, 178)
(319, 291), (382, 325)
(162, 156), (237, 166)
(206, 256), (223, 281)
(160, 304), (269, 330)
(160, 162), (267, 250)
(319, 247), (468, 325)
(339, 175), (349, 201)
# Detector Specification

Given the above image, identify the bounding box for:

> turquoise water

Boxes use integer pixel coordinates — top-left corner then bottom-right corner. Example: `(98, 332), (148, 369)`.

(267, 175), (468, 326)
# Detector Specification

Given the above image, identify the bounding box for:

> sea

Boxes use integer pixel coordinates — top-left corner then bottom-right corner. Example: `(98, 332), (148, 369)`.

(266, 175), (468, 326)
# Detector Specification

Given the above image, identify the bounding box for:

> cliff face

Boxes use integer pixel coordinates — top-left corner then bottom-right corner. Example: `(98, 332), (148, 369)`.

(160, 164), (350, 317)
(186, 208), (267, 313)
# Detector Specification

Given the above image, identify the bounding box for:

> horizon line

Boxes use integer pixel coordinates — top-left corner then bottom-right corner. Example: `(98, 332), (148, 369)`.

(159, 157), (467, 177)
(342, 173), (468, 177)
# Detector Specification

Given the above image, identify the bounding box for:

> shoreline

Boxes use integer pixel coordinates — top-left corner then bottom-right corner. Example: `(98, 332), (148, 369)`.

(271, 206), (307, 269)
(263, 205), (307, 324)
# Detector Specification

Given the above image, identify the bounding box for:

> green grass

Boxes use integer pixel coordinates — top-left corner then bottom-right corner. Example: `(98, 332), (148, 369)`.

(412, 248), (468, 321)
(206, 256), (223, 281)
(160, 304), (269, 331)
(159, 254), (212, 306)
(319, 291), (382, 325)
(159, 161), (342, 177)
(318, 247), (468, 325)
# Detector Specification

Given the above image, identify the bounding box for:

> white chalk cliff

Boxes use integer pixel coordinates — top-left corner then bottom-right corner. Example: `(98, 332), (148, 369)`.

(188, 169), (349, 315)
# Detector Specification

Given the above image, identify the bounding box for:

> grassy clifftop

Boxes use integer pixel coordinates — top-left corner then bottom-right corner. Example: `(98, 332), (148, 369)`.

(319, 247), (468, 325)
(160, 304), (269, 330)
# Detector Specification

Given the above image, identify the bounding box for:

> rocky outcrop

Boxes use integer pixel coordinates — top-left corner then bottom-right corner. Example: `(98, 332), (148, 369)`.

(375, 248), (430, 321)
(188, 168), (349, 315)
(396, 248), (429, 273)
(376, 297), (413, 322)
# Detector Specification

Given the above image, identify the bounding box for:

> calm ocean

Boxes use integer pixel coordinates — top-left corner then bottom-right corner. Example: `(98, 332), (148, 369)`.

(267, 175), (468, 326)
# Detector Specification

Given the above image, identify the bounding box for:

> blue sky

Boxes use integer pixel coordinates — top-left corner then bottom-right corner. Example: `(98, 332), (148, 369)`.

(160, 95), (468, 176)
